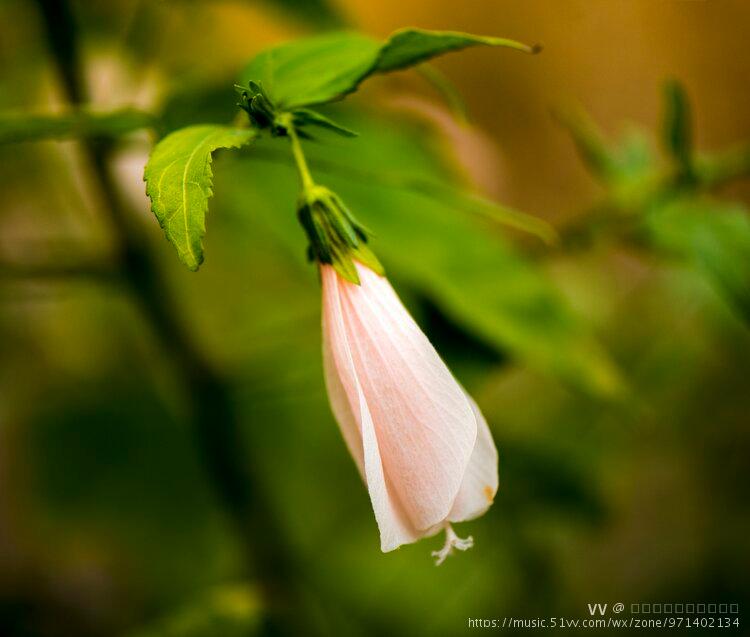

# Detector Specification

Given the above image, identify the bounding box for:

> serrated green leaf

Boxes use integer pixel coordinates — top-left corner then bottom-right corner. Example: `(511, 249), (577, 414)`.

(238, 28), (537, 111)
(0, 108), (155, 144)
(646, 197), (750, 321)
(374, 28), (539, 73)
(144, 125), (256, 271)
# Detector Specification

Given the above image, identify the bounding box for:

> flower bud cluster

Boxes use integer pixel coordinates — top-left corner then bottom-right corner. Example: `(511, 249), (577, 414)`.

(237, 81), (288, 136)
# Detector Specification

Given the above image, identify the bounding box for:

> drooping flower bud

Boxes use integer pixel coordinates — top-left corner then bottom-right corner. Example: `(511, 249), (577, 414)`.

(277, 113), (498, 562)
(321, 260), (499, 563)
(296, 185), (383, 284)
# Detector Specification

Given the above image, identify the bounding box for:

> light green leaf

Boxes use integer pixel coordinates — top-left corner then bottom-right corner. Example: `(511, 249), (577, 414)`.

(144, 125), (256, 271)
(646, 197), (750, 321)
(374, 28), (539, 73)
(238, 28), (537, 110)
(0, 108), (155, 144)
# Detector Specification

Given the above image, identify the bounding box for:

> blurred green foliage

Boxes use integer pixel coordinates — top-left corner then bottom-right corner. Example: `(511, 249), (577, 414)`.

(223, 107), (622, 395)
(0, 109), (155, 145)
(0, 1), (749, 636)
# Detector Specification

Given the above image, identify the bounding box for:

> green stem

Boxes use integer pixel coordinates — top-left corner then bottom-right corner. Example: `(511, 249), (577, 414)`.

(33, 1), (311, 634)
(286, 121), (316, 192)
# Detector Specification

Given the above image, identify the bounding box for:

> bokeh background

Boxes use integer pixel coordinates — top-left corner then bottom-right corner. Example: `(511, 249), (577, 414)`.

(1, 1), (749, 635)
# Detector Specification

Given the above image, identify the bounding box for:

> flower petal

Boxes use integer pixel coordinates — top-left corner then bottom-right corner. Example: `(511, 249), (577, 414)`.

(337, 263), (477, 531)
(322, 308), (364, 478)
(448, 394), (499, 522)
(321, 265), (422, 551)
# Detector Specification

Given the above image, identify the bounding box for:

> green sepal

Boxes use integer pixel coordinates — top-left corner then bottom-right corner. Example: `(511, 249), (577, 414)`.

(291, 109), (358, 138)
(330, 248), (360, 284)
(296, 184), (381, 285)
(351, 242), (384, 277)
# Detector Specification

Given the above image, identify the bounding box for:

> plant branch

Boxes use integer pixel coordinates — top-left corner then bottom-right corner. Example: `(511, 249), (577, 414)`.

(285, 119), (316, 192)
(33, 0), (306, 633)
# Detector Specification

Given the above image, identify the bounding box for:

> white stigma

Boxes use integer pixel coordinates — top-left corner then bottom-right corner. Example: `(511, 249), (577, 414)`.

(431, 523), (474, 566)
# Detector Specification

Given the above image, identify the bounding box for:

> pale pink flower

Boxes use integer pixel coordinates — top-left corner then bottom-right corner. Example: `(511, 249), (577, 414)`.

(321, 261), (499, 563)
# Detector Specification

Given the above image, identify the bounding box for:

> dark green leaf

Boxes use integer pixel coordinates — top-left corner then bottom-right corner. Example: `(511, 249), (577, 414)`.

(144, 125), (257, 271)
(0, 108), (155, 144)
(238, 28), (538, 110)
(238, 31), (381, 109)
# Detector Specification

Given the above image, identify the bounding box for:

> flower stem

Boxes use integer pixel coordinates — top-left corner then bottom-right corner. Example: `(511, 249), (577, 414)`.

(286, 120), (316, 193)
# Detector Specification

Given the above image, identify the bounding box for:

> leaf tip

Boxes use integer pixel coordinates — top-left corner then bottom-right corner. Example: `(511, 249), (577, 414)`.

(185, 254), (203, 272)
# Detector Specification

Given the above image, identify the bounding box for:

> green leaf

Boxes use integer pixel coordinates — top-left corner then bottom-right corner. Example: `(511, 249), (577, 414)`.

(238, 28), (537, 110)
(374, 28), (539, 73)
(238, 31), (381, 109)
(662, 79), (694, 183)
(0, 108), (155, 144)
(646, 197), (750, 321)
(144, 125), (257, 271)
